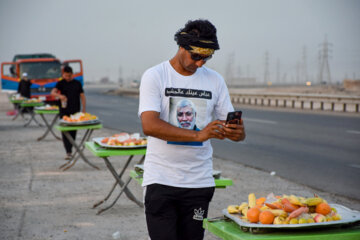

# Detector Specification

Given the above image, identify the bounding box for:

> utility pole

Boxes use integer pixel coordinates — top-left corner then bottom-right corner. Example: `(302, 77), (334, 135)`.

(118, 66), (123, 87)
(247, 64), (250, 78)
(237, 64), (242, 78)
(296, 61), (300, 84)
(318, 35), (332, 84)
(225, 53), (235, 86)
(264, 51), (270, 84)
(282, 73), (287, 83)
(317, 50), (322, 84)
(302, 46), (308, 83)
(276, 58), (280, 84)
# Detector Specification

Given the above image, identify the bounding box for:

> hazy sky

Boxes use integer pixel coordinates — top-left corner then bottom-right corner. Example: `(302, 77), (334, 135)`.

(1, 0), (359, 85)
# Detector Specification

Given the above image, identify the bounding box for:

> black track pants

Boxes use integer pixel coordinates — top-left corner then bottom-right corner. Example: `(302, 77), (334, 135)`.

(144, 184), (215, 240)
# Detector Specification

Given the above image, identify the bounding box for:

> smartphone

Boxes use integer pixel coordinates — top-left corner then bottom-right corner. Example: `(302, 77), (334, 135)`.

(226, 111), (242, 125)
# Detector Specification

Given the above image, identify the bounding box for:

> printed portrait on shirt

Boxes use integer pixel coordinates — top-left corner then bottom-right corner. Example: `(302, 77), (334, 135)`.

(165, 87), (212, 146)
(169, 97), (207, 131)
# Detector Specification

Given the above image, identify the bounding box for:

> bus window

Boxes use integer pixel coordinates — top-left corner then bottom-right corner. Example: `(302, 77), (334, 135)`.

(64, 61), (81, 75)
(19, 61), (61, 79)
(2, 63), (17, 78)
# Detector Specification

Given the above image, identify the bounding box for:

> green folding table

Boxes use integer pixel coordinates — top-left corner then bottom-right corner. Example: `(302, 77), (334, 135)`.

(203, 218), (360, 240)
(55, 123), (102, 171)
(9, 98), (26, 121)
(20, 102), (45, 127)
(34, 108), (61, 141)
(85, 141), (146, 214)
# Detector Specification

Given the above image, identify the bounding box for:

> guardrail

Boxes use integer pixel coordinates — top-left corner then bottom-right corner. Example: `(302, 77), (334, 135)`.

(230, 92), (360, 113)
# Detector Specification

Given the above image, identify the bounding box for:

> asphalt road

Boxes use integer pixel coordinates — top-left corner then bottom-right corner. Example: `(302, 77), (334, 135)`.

(85, 87), (360, 201)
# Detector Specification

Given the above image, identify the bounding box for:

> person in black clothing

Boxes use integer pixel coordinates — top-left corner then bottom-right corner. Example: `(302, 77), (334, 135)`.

(51, 66), (86, 160)
(17, 72), (32, 98)
(17, 72), (33, 114)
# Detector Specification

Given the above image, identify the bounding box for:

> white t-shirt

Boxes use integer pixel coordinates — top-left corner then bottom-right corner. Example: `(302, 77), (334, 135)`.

(138, 60), (234, 188)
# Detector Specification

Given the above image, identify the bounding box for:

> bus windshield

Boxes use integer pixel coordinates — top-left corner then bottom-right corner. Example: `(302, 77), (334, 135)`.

(20, 61), (61, 79)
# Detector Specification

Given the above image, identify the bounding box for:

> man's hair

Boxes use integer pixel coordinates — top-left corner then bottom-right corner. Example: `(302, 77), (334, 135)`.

(63, 65), (73, 74)
(174, 19), (219, 50)
(177, 99), (196, 115)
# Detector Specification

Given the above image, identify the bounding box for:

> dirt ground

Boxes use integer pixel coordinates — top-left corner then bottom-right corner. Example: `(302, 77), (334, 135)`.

(0, 105), (359, 240)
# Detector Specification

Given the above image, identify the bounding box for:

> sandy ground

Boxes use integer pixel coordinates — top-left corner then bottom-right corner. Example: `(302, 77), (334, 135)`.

(1, 105), (360, 240)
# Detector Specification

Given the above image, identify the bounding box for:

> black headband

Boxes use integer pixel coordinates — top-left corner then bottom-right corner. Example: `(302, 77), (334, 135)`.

(174, 31), (220, 51)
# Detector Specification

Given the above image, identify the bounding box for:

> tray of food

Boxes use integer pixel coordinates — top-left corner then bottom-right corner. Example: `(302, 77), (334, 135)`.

(224, 193), (360, 233)
(93, 132), (147, 149)
(59, 112), (100, 125)
(23, 98), (42, 103)
(11, 94), (27, 101)
(35, 105), (59, 110)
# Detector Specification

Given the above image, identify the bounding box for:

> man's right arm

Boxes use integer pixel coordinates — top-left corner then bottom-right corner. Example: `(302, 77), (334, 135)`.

(51, 87), (66, 101)
(141, 111), (226, 142)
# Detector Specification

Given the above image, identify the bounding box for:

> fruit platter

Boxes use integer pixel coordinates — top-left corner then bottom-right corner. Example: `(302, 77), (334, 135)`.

(93, 132), (147, 149)
(59, 112), (100, 125)
(35, 104), (59, 110)
(11, 94), (27, 101)
(224, 193), (360, 232)
(23, 98), (42, 103)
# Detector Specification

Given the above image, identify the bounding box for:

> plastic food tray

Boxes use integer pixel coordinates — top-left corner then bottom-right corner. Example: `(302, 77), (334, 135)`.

(93, 137), (147, 149)
(59, 118), (100, 126)
(223, 204), (360, 232)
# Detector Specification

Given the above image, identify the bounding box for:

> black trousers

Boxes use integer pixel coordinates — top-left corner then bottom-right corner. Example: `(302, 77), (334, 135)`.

(61, 131), (77, 154)
(60, 111), (78, 154)
(144, 184), (215, 240)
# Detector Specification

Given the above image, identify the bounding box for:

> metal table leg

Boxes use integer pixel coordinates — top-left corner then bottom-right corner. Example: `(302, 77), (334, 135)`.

(93, 155), (134, 208)
(24, 109), (43, 127)
(59, 129), (100, 171)
(59, 130), (91, 170)
(95, 155), (145, 214)
(61, 129), (93, 169)
(37, 114), (61, 141)
(12, 107), (22, 121)
(12, 104), (26, 121)
(23, 109), (34, 127)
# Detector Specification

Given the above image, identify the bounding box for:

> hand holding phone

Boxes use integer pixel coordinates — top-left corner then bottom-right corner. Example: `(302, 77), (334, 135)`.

(225, 111), (246, 141)
(226, 111), (242, 125)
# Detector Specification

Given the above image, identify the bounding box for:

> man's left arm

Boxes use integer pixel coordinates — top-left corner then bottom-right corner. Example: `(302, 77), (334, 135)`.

(80, 93), (86, 113)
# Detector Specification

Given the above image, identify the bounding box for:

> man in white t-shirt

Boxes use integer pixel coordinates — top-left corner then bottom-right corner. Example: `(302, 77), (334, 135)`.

(138, 19), (246, 240)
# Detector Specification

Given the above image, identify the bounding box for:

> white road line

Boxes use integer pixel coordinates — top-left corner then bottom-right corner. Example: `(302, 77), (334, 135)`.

(224, 139), (247, 144)
(346, 130), (360, 135)
(243, 117), (278, 125)
(348, 164), (360, 169)
(98, 111), (113, 116)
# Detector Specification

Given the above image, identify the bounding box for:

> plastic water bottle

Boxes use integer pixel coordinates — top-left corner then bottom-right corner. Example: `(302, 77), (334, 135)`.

(61, 100), (67, 108)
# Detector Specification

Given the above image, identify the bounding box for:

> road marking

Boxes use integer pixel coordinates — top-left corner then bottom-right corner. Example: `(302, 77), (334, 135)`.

(98, 111), (112, 116)
(243, 118), (278, 125)
(347, 130), (360, 135)
(348, 164), (360, 169)
(224, 139), (247, 144)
